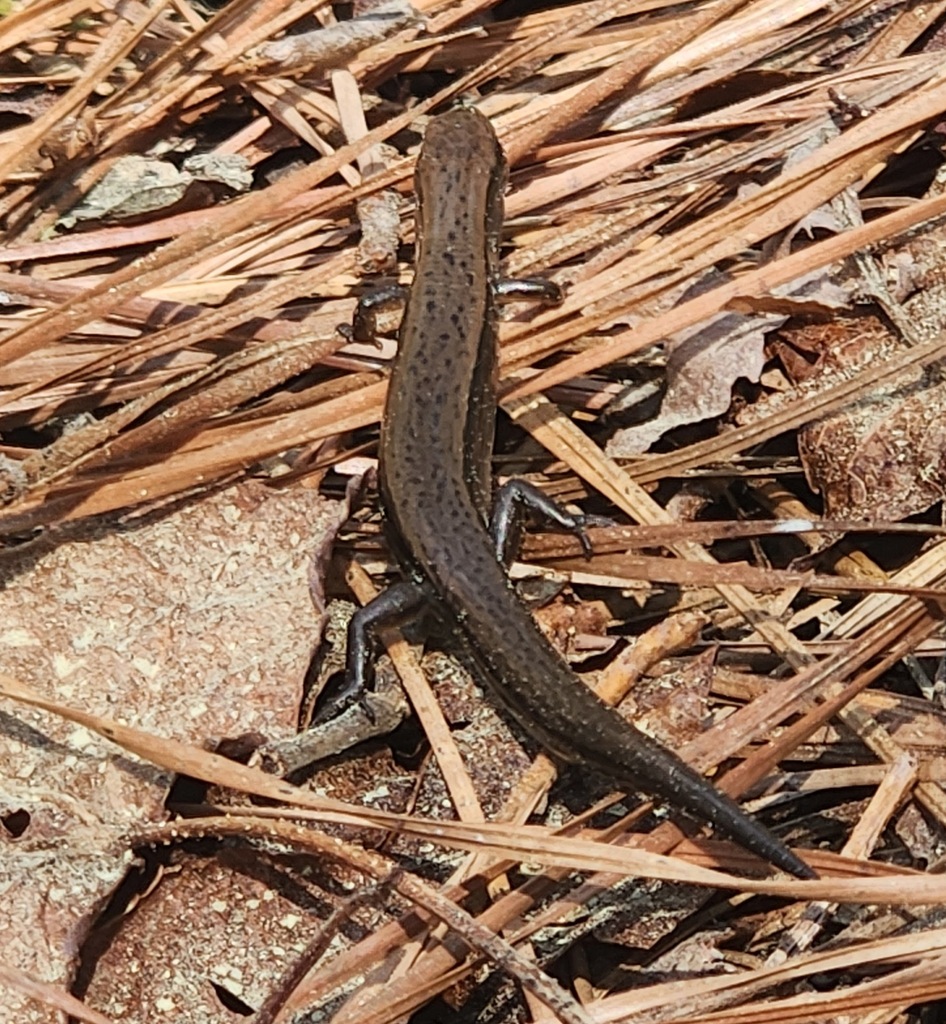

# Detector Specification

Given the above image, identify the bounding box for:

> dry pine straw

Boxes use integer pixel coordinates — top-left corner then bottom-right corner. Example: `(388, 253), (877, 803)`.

(5, 0), (946, 1022)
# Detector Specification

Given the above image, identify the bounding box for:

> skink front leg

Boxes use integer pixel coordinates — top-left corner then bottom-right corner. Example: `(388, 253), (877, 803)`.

(340, 284), (410, 343)
(493, 277), (563, 306)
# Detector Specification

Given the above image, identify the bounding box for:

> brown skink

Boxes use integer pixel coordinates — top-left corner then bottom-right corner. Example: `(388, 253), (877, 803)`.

(346, 107), (813, 880)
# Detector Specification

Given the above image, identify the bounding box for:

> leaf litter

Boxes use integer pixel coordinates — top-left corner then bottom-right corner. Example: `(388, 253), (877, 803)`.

(4, 0), (946, 1023)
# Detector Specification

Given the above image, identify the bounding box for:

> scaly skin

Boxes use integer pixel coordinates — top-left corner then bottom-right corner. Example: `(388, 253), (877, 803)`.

(373, 107), (814, 879)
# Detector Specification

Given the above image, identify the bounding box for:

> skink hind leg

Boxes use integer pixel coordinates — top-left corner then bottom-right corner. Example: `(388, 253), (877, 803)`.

(338, 579), (428, 721)
(490, 478), (611, 565)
